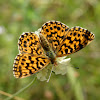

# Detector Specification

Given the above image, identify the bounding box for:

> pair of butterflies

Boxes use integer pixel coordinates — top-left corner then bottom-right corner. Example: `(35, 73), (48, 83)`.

(13, 21), (95, 78)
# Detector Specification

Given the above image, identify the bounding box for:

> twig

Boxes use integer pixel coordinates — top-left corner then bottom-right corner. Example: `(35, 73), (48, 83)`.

(0, 90), (24, 100)
(4, 76), (36, 100)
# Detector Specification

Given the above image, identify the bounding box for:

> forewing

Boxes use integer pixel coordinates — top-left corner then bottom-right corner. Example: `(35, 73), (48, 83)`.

(18, 32), (44, 55)
(13, 53), (50, 78)
(40, 21), (69, 53)
(57, 26), (95, 57)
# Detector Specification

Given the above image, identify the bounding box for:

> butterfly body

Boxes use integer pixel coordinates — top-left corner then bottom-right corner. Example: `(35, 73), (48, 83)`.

(39, 33), (56, 64)
(13, 21), (95, 78)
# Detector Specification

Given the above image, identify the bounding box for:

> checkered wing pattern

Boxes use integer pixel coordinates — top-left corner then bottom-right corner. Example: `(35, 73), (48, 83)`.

(57, 26), (95, 57)
(13, 32), (50, 78)
(41, 21), (69, 53)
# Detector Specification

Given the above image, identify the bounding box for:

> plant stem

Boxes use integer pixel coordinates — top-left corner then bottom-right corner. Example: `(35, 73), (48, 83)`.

(5, 76), (36, 100)
(66, 66), (84, 100)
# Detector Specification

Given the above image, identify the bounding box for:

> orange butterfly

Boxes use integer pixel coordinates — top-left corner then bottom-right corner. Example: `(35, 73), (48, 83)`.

(13, 21), (95, 78)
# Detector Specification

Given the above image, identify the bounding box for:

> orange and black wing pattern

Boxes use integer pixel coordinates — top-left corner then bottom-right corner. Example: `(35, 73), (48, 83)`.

(40, 21), (69, 53)
(57, 26), (95, 57)
(13, 32), (50, 78)
(18, 32), (44, 55)
(13, 53), (50, 78)
(13, 21), (95, 78)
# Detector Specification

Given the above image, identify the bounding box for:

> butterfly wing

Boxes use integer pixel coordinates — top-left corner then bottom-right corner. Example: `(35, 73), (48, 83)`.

(13, 32), (50, 78)
(57, 26), (95, 57)
(18, 32), (44, 55)
(13, 53), (50, 78)
(40, 21), (69, 53)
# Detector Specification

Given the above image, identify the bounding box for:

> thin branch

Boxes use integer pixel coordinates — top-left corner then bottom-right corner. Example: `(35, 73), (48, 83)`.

(5, 76), (36, 100)
(0, 90), (24, 100)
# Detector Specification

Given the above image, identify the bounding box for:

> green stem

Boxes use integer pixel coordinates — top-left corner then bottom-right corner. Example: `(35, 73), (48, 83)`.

(52, 79), (67, 100)
(5, 76), (37, 100)
(66, 66), (84, 100)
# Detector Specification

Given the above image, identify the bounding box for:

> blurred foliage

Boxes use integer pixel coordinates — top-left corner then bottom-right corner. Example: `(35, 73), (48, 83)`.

(0, 0), (100, 100)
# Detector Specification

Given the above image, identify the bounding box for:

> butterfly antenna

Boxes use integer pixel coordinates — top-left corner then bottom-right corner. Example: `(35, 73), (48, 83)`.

(47, 66), (54, 82)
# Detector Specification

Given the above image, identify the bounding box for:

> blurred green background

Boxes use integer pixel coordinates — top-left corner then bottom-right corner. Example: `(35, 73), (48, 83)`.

(0, 0), (100, 100)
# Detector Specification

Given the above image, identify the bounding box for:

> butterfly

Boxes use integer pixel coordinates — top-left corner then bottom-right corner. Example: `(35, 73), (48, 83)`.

(13, 21), (95, 78)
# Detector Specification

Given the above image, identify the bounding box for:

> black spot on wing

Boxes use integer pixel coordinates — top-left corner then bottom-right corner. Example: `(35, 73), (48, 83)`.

(50, 27), (53, 30)
(79, 43), (84, 49)
(67, 36), (71, 40)
(46, 29), (49, 32)
(73, 32), (76, 36)
(40, 62), (44, 66)
(29, 70), (33, 74)
(19, 66), (22, 78)
(57, 27), (60, 30)
(65, 49), (68, 54)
